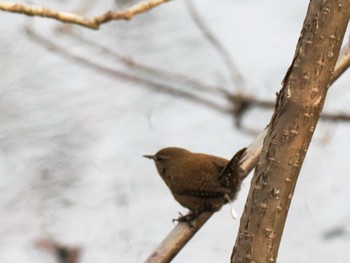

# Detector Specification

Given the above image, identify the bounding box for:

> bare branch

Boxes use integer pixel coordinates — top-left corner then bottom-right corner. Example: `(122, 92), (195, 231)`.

(145, 212), (213, 263)
(0, 0), (171, 29)
(185, 0), (246, 91)
(65, 30), (226, 96)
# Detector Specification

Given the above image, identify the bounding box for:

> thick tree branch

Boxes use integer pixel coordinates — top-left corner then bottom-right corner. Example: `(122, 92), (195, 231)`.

(0, 0), (171, 29)
(231, 1), (350, 262)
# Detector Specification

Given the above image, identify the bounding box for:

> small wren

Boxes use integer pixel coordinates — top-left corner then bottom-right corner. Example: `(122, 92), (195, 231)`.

(143, 147), (246, 221)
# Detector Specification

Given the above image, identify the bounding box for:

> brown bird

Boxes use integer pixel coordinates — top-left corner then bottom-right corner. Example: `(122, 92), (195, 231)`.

(143, 147), (245, 221)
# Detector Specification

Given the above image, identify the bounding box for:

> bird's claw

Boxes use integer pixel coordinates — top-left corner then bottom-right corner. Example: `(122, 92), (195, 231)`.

(172, 212), (199, 228)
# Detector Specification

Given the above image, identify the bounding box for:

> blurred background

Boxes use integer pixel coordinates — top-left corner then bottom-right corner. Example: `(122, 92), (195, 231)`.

(0, 0), (350, 262)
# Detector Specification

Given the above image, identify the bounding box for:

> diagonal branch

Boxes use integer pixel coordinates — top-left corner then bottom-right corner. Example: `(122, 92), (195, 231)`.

(0, 0), (171, 29)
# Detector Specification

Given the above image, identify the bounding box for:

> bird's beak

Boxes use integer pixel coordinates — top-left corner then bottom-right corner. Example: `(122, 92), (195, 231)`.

(143, 154), (156, 160)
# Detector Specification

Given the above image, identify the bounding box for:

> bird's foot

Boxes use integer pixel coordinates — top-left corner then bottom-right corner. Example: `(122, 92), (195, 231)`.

(172, 212), (199, 228)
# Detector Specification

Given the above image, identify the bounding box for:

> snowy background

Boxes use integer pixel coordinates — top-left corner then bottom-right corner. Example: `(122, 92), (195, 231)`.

(1, 0), (350, 262)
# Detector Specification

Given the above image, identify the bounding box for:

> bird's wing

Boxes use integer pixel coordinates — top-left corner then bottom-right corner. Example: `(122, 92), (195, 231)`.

(170, 171), (230, 198)
(170, 155), (230, 198)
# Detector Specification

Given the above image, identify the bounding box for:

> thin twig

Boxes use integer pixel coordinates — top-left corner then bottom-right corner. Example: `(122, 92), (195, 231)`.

(332, 41), (350, 84)
(0, 0), (171, 29)
(319, 112), (350, 122)
(185, 0), (245, 91)
(26, 26), (228, 114)
(65, 30), (227, 96)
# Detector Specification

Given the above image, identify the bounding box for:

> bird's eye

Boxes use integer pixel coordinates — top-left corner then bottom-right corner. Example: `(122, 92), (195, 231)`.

(156, 155), (169, 162)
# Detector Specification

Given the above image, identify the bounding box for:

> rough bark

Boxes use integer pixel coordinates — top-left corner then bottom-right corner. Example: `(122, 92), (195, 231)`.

(231, 1), (350, 262)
